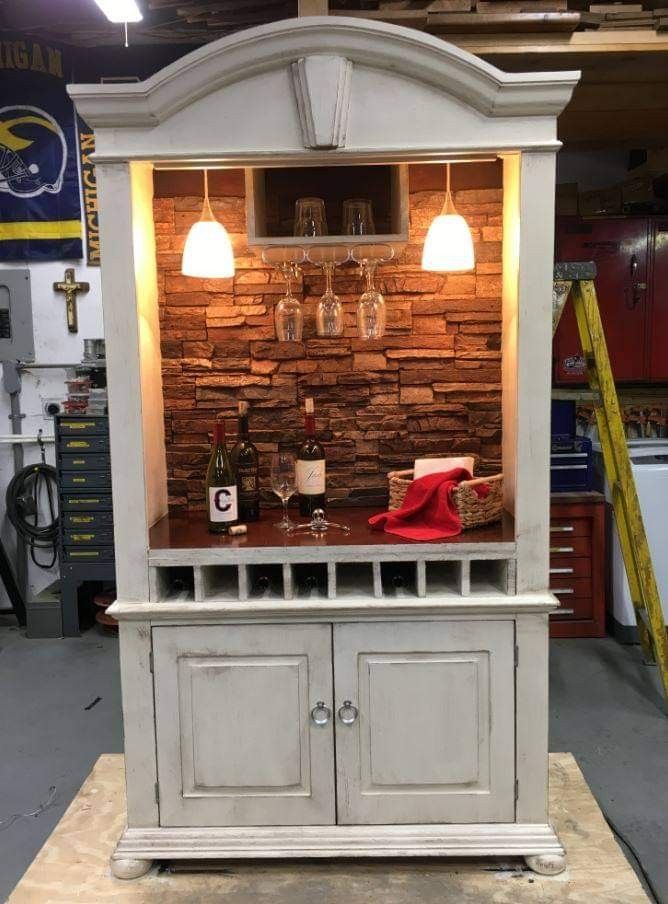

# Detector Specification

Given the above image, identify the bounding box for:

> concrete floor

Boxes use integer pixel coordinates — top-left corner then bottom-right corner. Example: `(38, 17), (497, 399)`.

(1, 622), (666, 903)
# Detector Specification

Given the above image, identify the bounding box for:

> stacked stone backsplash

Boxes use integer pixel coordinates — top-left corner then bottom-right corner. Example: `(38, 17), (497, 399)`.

(154, 163), (503, 513)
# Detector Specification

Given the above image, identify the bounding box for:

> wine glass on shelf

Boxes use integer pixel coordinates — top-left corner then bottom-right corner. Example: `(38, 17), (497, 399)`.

(342, 199), (375, 237)
(351, 243), (395, 340)
(294, 197), (328, 238)
(262, 246), (305, 341)
(270, 450), (297, 531)
(307, 245), (350, 338)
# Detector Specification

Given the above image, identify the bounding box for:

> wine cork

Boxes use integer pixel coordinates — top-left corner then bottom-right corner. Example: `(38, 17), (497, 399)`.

(305, 397), (314, 414)
(238, 401), (249, 416)
(228, 524), (247, 536)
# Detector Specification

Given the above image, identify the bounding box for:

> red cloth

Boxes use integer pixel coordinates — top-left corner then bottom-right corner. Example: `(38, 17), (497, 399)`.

(369, 468), (489, 541)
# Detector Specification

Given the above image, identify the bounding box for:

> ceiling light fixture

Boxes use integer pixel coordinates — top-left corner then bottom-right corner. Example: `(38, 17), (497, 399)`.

(421, 163), (475, 273)
(181, 170), (235, 279)
(93, 0), (143, 23)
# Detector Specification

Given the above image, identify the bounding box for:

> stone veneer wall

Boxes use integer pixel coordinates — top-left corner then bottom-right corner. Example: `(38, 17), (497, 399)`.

(154, 163), (503, 512)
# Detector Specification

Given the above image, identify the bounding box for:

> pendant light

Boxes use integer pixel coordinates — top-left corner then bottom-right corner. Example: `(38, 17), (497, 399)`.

(181, 169), (235, 279)
(421, 163), (475, 272)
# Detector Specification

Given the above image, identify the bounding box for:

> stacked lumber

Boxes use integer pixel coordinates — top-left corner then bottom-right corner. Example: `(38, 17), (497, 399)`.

(332, 0), (581, 33)
(580, 2), (661, 29)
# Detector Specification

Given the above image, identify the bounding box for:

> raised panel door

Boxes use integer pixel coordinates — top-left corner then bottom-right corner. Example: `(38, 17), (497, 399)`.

(333, 621), (515, 825)
(153, 624), (334, 827)
(554, 217), (649, 383)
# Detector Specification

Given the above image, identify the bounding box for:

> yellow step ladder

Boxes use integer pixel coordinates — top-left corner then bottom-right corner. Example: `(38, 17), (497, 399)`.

(553, 262), (668, 706)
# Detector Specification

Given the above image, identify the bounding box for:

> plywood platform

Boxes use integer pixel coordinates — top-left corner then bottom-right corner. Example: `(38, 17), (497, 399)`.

(9, 753), (648, 903)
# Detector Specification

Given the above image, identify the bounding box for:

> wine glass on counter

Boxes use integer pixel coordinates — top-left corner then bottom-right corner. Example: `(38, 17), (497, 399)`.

(351, 243), (394, 340)
(270, 450), (297, 531)
(307, 245), (349, 338)
(294, 197), (328, 238)
(262, 246), (305, 342)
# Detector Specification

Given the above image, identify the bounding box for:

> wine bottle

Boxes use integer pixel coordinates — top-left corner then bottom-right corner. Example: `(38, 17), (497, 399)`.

(296, 397), (326, 516)
(206, 419), (238, 534)
(231, 401), (260, 522)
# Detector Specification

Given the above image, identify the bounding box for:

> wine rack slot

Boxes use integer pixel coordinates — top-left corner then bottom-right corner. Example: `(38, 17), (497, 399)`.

(247, 563), (285, 600)
(336, 562), (376, 599)
(425, 561), (463, 598)
(195, 565), (239, 602)
(470, 560), (512, 595)
(380, 561), (419, 598)
(151, 566), (195, 602)
(292, 563), (329, 600)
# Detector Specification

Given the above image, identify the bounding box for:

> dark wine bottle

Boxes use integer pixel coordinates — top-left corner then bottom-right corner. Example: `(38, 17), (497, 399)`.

(206, 419), (238, 534)
(296, 397), (326, 516)
(231, 401), (260, 522)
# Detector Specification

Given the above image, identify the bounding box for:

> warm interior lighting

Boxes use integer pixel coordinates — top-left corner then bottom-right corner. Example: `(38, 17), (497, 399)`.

(181, 170), (235, 279)
(93, 0), (143, 22)
(421, 163), (475, 272)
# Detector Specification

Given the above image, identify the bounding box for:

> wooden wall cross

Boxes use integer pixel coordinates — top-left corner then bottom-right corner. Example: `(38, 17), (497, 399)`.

(53, 268), (90, 334)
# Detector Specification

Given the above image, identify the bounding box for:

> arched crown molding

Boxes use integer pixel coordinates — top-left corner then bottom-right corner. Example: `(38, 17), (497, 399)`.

(68, 16), (578, 132)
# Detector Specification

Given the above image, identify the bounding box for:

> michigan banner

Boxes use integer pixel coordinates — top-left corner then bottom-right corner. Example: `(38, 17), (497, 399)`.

(0, 38), (83, 261)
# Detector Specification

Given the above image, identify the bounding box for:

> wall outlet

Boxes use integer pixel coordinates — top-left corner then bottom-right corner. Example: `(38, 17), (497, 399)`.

(42, 398), (63, 418)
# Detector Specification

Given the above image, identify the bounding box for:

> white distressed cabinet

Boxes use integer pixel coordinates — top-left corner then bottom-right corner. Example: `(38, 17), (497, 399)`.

(152, 619), (514, 830)
(69, 14), (579, 882)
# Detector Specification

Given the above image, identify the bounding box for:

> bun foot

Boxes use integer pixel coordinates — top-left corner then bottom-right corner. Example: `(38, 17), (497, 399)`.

(525, 853), (567, 876)
(111, 857), (152, 879)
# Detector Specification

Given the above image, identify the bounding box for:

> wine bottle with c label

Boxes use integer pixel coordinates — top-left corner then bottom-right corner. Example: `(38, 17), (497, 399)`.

(296, 397), (326, 516)
(207, 419), (238, 534)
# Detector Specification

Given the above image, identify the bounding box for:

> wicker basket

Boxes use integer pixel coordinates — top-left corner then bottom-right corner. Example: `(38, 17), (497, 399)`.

(387, 469), (504, 529)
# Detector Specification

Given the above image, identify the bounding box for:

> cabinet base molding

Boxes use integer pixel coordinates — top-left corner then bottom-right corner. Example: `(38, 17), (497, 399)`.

(113, 822), (564, 865)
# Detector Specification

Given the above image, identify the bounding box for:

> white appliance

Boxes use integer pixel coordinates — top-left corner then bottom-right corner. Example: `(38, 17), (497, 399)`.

(593, 440), (668, 639)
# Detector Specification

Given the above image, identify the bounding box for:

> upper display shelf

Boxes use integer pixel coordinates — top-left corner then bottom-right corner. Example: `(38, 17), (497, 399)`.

(245, 164), (409, 249)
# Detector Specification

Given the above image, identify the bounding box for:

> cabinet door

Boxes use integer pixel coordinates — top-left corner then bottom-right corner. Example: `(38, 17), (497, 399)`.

(554, 217), (649, 383)
(649, 220), (668, 381)
(333, 621), (515, 825)
(153, 624), (334, 827)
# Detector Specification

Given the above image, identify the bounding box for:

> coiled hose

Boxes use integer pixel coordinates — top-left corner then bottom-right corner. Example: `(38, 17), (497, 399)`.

(6, 462), (59, 569)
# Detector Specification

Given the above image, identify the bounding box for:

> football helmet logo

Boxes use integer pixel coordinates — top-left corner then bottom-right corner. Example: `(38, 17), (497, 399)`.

(0, 105), (67, 199)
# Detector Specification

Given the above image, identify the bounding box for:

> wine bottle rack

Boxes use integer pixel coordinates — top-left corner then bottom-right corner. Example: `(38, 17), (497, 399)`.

(149, 555), (516, 604)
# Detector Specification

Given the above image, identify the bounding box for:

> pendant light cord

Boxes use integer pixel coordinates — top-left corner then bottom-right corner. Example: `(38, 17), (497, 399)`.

(444, 162), (456, 215)
(201, 168), (214, 222)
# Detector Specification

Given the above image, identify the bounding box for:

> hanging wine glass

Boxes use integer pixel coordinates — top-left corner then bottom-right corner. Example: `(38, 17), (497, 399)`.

(262, 246), (306, 341)
(307, 245), (349, 338)
(351, 244), (395, 340)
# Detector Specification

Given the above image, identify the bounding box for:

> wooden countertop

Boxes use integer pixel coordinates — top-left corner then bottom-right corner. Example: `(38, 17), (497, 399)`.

(149, 506), (516, 553)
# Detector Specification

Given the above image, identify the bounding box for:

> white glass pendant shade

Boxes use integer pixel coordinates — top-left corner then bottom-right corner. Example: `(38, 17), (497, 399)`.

(422, 213), (475, 272)
(181, 170), (235, 278)
(93, 0), (142, 22)
(421, 164), (475, 273)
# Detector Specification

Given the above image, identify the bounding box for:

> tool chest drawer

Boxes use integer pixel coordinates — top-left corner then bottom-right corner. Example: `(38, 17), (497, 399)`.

(57, 417), (109, 436)
(64, 527), (115, 547)
(63, 510), (114, 530)
(59, 453), (111, 471)
(59, 435), (109, 454)
(549, 492), (605, 638)
(59, 470), (112, 490)
(62, 546), (115, 564)
(60, 493), (113, 511)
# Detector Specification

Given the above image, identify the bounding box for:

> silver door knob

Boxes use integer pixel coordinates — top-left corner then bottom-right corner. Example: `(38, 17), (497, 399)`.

(310, 701), (331, 726)
(338, 700), (358, 725)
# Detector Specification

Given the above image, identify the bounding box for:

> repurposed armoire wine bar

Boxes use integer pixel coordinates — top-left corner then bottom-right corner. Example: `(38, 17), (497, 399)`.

(69, 18), (579, 880)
